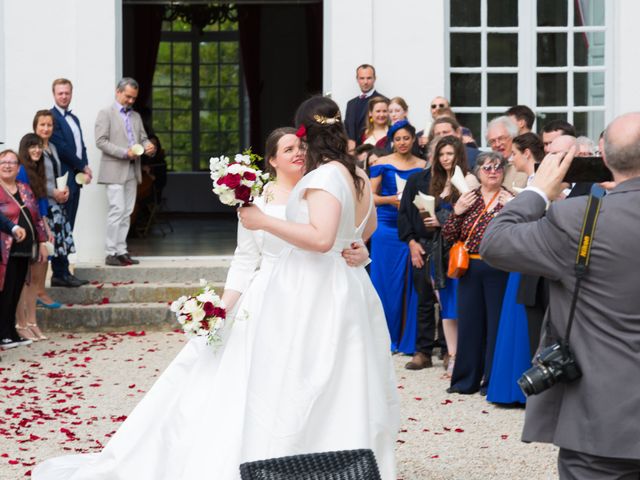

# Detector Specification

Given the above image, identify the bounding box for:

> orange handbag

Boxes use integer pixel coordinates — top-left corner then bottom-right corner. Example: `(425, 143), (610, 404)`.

(446, 190), (500, 279)
(447, 241), (469, 278)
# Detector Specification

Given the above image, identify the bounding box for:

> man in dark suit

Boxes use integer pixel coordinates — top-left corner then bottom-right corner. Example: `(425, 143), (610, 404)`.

(50, 78), (93, 229)
(481, 112), (640, 478)
(344, 64), (384, 151)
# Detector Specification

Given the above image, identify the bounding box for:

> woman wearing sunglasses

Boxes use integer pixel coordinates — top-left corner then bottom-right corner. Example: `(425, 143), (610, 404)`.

(442, 152), (513, 395)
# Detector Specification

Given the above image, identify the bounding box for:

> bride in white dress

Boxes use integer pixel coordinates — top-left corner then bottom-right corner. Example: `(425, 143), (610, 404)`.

(237, 96), (399, 478)
(32, 128), (370, 480)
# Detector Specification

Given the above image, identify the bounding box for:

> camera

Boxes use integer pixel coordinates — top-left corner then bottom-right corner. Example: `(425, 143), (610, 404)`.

(517, 342), (582, 396)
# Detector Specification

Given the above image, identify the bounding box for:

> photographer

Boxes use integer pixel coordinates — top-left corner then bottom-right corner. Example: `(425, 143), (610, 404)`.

(480, 112), (640, 479)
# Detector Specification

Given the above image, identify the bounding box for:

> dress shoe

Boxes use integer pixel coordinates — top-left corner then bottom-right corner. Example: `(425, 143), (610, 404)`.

(122, 253), (140, 265)
(69, 274), (89, 286)
(404, 352), (433, 370)
(106, 255), (130, 266)
(51, 275), (83, 288)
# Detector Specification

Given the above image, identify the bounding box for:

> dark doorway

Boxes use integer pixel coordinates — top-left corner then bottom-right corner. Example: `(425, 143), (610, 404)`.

(122, 1), (322, 214)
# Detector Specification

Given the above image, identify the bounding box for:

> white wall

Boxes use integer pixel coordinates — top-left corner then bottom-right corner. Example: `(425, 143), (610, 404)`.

(2, 0), (120, 262)
(324, 0), (447, 135)
(610, 0), (640, 119)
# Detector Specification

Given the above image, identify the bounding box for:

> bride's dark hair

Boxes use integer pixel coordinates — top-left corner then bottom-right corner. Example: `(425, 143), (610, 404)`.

(294, 96), (365, 198)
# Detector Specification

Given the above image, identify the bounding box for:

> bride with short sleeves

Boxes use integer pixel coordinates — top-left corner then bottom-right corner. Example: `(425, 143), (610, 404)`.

(238, 97), (399, 479)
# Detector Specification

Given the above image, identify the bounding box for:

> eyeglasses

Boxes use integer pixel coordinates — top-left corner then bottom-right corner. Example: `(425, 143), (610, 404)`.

(431, 103), (447, 109)
(480, 164), (504, 173)
(488, 135), (510, 146)
(0, 160), (19, 166)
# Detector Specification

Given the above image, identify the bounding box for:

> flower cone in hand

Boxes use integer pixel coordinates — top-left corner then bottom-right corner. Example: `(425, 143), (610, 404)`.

(210, 149), (270, 206)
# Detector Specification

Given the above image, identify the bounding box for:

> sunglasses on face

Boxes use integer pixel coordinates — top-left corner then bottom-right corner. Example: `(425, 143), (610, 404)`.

(431, 103), (447, 109)
(480, 164), (504, 173)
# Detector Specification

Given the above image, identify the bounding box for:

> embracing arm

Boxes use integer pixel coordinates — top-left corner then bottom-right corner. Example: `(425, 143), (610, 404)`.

(222, 215), (262, 311)
(240, 189), (341, 253)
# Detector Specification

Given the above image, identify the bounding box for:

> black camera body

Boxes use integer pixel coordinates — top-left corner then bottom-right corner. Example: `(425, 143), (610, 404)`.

(518, 342), (582, 396)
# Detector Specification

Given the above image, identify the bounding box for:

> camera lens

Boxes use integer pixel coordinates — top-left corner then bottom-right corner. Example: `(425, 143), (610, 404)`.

(518, 364), (556, 396)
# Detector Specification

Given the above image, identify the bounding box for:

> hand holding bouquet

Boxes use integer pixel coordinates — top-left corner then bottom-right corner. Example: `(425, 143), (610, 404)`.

(210, 150), (269, 207)
(170, 280), (226, 348)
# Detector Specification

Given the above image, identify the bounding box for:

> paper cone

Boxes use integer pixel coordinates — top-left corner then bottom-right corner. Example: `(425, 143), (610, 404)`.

(412, 192), (436, 218)
(395, 174), (407, 194)
(55, 172), (68, 190)
(75, 172), (88, 185)
(450, 166), (471, 194)
(131, 144), (144, 156)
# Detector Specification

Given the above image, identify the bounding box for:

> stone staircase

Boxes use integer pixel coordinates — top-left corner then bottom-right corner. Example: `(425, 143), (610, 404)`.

(37, 258), (231, 332)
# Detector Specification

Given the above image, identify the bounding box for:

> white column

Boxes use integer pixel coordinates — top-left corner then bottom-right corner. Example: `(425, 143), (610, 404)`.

(610, 0), (640, 118)
(1, 0), (120, 263)
(323, 0), (447, 134)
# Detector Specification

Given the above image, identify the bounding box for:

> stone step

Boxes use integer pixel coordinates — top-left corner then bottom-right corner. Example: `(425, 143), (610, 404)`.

(44, 282), (225, 305)
(73, 258), (232, 283)
(37, 302), (178, 332)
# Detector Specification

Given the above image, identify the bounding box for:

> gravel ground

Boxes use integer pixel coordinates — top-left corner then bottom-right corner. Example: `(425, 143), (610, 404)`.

(0, 332), (557, 479)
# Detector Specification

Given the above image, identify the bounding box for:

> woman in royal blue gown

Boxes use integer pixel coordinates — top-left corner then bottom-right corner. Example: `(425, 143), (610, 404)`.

(487, 133), (544, 404)
(369, 121), (426, 353)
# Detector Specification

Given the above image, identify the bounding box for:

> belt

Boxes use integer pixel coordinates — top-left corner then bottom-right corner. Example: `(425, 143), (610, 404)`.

(469, 254), (482, 260)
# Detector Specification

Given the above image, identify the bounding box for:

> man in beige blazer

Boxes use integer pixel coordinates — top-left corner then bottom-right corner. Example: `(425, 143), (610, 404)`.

(481, 112), (640, 479)
(95, 77), (155, 266)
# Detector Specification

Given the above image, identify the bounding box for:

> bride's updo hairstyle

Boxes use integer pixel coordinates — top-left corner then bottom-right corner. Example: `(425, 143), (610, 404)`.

(294, 95), (365, 198)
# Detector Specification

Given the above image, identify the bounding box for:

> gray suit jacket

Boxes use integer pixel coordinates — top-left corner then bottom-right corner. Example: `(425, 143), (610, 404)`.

(95, 103), (150, 185)
(479, 179), (640, 459)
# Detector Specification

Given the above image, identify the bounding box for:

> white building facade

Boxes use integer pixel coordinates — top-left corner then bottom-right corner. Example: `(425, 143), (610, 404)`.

(1, 0), (640, 261)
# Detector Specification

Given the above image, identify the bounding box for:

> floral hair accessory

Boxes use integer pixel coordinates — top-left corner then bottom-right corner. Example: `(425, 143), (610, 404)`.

(295, 124), (307, 138)
(313, 113), (341, 125)
(387, 119), (411, 139)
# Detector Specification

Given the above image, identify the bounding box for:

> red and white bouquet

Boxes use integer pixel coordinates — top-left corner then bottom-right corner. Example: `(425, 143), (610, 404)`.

(170, 279), (227, 347)
(210, 150), (269, 206)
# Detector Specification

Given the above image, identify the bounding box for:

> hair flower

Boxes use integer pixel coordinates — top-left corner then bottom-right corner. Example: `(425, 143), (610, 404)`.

(295, 124), (307, 138)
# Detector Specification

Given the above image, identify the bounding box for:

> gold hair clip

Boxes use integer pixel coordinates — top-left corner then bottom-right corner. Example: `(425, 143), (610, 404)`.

(313, 114), (341, 125)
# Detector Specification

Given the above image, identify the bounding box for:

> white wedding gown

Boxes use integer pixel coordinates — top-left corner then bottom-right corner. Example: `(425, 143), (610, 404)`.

(33, 164), (399, 480)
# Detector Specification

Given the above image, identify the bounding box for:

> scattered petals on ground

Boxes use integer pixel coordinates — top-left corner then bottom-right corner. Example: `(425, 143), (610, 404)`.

(0, 333), (556, 479)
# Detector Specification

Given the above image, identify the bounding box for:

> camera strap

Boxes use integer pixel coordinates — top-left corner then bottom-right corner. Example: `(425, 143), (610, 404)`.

(563, 191), (603, 343)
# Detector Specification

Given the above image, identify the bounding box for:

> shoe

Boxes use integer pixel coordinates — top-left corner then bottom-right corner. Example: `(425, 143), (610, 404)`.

(51, 275), (83, 287)
(37, 298), (62, 309)
(106, 255), (130, 266)
(404, 352), (433, 370)
(69, 274), (89, 286)
(442, 352), (451, 371)
(122, 253), (140, 265)
(15, 325), (38, 341)
(0, 338), (19, 350)
(27, 323), (48, 341)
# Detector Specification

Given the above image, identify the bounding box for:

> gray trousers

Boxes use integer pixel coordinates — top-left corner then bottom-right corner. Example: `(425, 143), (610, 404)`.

(559, 449), (640, 480)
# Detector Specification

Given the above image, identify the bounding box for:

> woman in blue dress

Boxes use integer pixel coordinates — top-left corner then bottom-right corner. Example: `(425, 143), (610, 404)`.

(369, 121), (426, 353)
(487, 133), (544, 404)
(425, 136), (479, 375)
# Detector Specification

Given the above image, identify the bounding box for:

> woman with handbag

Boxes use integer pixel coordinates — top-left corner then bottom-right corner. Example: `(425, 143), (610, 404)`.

(442, 151), (512, 394)
(0, 150), (48, 350)
(425, 136), (479, 376)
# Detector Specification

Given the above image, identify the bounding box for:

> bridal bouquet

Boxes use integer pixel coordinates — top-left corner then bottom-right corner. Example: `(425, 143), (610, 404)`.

(210, 150), (269, 207)
(170, 280), (226, 347)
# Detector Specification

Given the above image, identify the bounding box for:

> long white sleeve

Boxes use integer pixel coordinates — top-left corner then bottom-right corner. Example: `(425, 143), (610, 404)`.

(224, 214), (262, 294)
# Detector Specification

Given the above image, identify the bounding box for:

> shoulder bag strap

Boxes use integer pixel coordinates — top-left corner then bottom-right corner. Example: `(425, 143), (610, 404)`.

(462, 189), (500, 248)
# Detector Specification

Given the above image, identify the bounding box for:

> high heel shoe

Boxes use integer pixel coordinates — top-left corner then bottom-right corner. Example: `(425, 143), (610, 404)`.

(37, 298), (62, 309)
(26, 323), (48, 341)
(15, 325), (39, 341)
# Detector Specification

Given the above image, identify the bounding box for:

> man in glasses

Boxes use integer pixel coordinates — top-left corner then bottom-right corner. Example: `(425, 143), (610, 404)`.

(344, 64), (385, 151)
(485, 116), (527, 193)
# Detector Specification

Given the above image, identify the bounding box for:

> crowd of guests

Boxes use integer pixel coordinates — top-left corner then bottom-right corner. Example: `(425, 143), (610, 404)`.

(345, 63), (603, 404)
(1, 77), (157, 354)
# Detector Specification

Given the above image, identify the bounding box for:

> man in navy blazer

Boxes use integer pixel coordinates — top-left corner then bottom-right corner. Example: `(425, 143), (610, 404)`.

(50, 78), (93, 229)
(344, 64), (385, 151)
